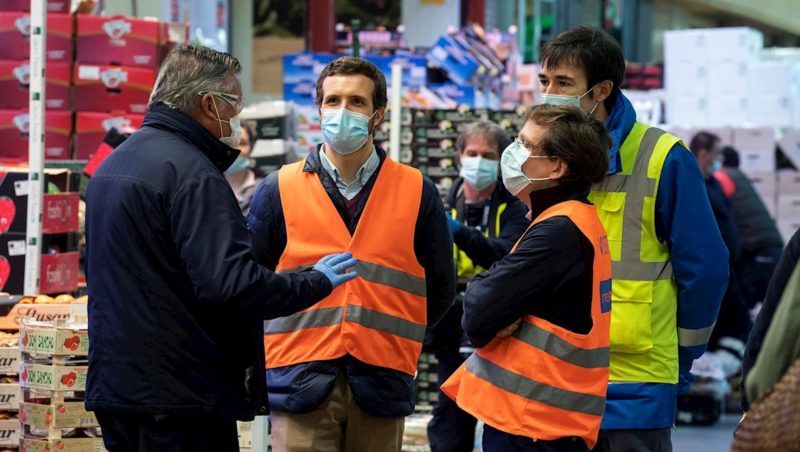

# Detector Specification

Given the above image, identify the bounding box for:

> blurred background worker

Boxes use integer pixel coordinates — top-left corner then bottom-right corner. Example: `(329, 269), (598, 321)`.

(426, 120), (528, 452)
(224, 120), (264, 215)
(715, 147), (784, 309)
(442, 104), (613, 452)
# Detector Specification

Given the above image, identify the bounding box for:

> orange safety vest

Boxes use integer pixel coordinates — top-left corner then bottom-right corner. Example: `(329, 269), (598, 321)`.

(263, 156), (427, 376)
(441, 200), (612, 448)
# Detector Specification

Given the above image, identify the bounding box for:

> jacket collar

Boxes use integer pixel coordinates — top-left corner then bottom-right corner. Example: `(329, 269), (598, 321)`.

(143, 102), (240, 172)
(303, 143), (387, 173)
(528, 182), (591, 221)
(605, 89), (637, 176)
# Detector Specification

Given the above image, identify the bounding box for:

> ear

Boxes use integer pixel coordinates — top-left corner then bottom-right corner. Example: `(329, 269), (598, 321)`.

(372, 106), (386, 128)
(550, 158), (568, 181)
(200, 93), (220, 121)
(594, 80), (614, 103)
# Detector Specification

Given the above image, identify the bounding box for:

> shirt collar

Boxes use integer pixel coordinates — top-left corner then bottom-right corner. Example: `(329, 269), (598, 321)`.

(319, 145), (379, 186)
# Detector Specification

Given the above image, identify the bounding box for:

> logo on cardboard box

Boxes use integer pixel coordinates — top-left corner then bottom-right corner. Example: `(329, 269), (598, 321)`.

(103, 19), (132, 42)
(102, 117), (132, 133)
(100, 68), (128, 89)
(14, 16), (31, 36)
(13, 64), (30, 85)
(46, 198), (72, 224)
(45, 262), (73, 286)
(12, 114), (29, 134)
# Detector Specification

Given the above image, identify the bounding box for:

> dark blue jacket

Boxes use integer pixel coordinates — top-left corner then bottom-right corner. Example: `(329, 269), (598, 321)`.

(85, 104), (333, 421)
(247, 145), (456, 417)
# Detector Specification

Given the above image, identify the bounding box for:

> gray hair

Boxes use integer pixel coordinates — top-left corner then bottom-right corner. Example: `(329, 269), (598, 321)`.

(148, 44), (242, 113)
(455, 120), (511, 155)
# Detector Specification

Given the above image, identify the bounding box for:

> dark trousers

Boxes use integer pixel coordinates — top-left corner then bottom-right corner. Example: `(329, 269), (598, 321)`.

(482, 424), (589, 452)
(594, 428), (672, 452)
(736, 245), (783, 308)
(95, 411), (239, 452)
(427, 351), (477, 452)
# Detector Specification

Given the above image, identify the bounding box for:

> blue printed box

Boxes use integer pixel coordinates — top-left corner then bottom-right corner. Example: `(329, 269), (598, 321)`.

(283, 53), (338, 84)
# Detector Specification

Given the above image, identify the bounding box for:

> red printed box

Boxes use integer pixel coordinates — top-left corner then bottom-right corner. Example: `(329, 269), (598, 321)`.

(0, 60), (71, 110)
(0, 0), (69, 13)
(40, 251), (78, 294)
(42, 193), (79, 234)
(73, 64), (155, 114)
(75, 111), (144, 160)
(0, 13), (73, 62)
(76, 15), (159, 67)
(0, 110), (72, 161)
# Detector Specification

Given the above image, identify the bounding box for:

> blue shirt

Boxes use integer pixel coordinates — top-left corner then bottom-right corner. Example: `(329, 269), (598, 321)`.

(319, 146), (380, 200)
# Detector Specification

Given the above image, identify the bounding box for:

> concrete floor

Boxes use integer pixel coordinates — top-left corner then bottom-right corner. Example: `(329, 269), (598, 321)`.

(673, 414), (739, 452)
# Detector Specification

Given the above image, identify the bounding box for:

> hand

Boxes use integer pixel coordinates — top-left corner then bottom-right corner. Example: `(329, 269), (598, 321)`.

(445, 212), (461, 235)
(496, 319), (522, 338)
(314, 252), (358, 289)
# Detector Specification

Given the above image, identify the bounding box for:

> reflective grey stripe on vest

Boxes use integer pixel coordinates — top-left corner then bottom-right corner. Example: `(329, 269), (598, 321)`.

(513, 322), (609, 368)
(264, 306), (344, 335)
(593, 127), (674, 281)
(678, 323), (716, 347)
(465, 353), (606, 417)
(278, 261), (426, 297)
(346, 304), (426, 343)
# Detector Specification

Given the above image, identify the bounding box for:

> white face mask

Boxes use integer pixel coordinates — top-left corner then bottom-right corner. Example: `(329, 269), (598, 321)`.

(210, 94), (243, 149)
(500, 139), (553, 196)
(541, 84), (600, 114)
(460, 156), (499, 191)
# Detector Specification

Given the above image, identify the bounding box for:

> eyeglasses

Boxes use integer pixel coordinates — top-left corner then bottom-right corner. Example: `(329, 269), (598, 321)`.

(515, 137), (555, 159)
(199, 90), (244, 113)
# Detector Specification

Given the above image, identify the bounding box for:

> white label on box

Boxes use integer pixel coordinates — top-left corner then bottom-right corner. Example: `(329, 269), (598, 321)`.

(78, 65), (101, 80)
(14, 180), (28, 196)
(7, 240), (25, 257)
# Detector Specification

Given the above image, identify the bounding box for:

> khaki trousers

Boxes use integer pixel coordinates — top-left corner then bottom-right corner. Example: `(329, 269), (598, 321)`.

(270, 373), (404, 452)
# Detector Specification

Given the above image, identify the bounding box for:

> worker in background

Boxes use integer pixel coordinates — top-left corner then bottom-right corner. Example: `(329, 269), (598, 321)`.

(224, 120), (263, 215)
(715, 146), (784, 308)
(248, 56), (456, 452)
(84, 45), (357, 452)
(442, 104), (613, 451)
(426, 120), (528, 452)
(536, 27), (728, 451)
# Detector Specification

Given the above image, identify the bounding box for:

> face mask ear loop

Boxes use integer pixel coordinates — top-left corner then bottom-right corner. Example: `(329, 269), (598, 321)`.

(590, 101), (600, 115)
(210, 95), (225, 138)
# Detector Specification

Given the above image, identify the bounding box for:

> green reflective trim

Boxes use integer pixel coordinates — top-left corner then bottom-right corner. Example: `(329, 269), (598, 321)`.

(465, 354), (606, 417)
(612, 260), (674, 281)
(263, 307), (344, 335)
(513, 322), (609, 368)
(355, 261), (427, 297)
(346, 305), (426, 342)
(678, 323), (716, 347)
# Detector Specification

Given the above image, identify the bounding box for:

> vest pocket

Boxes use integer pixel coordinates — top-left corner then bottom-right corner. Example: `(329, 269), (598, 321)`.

(592, 192), (625, 260)
(609, 280), (653, 353)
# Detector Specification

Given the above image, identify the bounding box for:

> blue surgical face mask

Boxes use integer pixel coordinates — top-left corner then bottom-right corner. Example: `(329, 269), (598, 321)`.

(321, 107), (376, 155)
(460, 156), (499, 191)
(500, 139), (553, 196)
(225, 156), (251, 174)
(710, 159), (722, 173)
(541, 84), (600, 114)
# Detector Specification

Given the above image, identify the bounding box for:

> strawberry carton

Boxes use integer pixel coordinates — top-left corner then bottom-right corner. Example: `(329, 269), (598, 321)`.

(0, 383), (20, 410)
(0, 12), (73, 62)
(20, 321), (88, 356)
(0, 109), (72, 161)
(20, 362), (87, 391)
(74, 111), (144, 160)
(76, 15), (159, 67)
(73, 64), (155, 114)
(0, 0), (69, 13)
(0, 418), (19, 447)
(21, 437), (105, 452)
(0, 60), (71, 110)
(21, 401), (98, 429)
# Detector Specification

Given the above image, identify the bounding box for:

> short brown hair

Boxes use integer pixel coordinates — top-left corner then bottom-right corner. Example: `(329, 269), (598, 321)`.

(315, 57), (388, 110)
(525, 104), (610, 185)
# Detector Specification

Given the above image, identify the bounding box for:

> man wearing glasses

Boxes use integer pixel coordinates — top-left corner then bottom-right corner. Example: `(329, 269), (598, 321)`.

(85, 45), (357, 451)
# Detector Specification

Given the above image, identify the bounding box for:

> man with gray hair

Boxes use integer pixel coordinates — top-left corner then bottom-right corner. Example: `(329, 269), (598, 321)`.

(84, 44), (358, 451)
(426, 119), (528, 452)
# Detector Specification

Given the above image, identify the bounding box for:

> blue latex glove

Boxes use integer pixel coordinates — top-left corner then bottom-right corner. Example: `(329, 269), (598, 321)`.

(445, 212), (461, 236)
(313, 252), (358, 289)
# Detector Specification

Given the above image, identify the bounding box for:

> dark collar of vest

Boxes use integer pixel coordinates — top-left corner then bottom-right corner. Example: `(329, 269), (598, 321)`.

(528, 182), (591, 220)
(304, 143), (387, 173)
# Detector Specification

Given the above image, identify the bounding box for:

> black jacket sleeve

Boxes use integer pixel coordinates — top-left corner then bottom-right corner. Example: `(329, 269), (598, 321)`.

(170, 172), (331, 320)
(415, 177), (457, 327)
(247, 171), (286, 271)
(462, 216), (588, 347)
(453, 198), (529, 269)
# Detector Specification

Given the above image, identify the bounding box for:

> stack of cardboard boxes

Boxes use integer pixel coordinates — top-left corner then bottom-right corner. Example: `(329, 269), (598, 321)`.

(0, 332), (21, 450)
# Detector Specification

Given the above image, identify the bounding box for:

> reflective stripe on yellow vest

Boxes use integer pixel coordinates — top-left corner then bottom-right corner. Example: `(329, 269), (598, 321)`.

(452, 202), (507, 280)
(264, 157), (427, 376)
(588, 122), (702, 384)
(441, 201), (612, 448)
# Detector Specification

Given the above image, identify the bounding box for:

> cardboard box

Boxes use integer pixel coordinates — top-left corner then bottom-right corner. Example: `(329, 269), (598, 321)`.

(748, 95), (794, 128)
(21, 322), (88, 356)
(734, 128), (776, 174)
(0, 12), (73, 62)
(20, 401), (98, 428)
(74, 111), (145, 160)
(778, 195), (800, 221)
(0, 347), (19, 375)
(0, 60), (71, 110)
(21, 437), (105, 452)
(282, 53), (337, 84)
(778, 219), (800, 243)
(707, 60), (749, 97)
(0, 0), (69, 13)
(749, 172), (777, 198)
(0, 234), (79, 295)
(237, 421), (252, 449)
(778, 170), (800, 196)
(707, 96), (749, 127)
(76, 15), (160, 67)
(0, 170), (79, 235)
(0, 303), (72, 330)
(664, 29), (708, 66)
(665, 62), (708, 97)
(40, 251), (79, 294)
(20, 362), (87, 391)
(704, 27), (763, 64)
(0, 109), (72, 161)
(666, 96), (708, 127)
(73, 64), (155, 114)
(0, 418), (18, 447)
(747, 61), (798, 97)
(0, 383), (21, 410)
(778, 129), (800, 170)
(42, 192), (79, 234)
